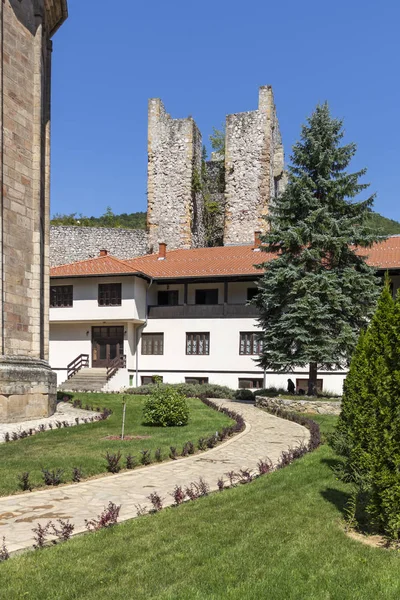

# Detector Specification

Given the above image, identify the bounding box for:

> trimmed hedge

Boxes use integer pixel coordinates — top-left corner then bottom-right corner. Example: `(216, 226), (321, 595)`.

(126, 383), (235, 400)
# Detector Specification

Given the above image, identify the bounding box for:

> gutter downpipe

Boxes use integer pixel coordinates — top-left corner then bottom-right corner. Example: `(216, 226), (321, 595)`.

(135, 277), (153, 387)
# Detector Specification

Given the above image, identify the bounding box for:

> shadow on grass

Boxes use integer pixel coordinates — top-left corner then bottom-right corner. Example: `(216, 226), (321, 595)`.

(321, 487), (352, 516)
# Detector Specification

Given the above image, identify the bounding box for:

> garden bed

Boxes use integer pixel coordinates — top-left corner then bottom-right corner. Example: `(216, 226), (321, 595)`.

(0, 393), (235, 496)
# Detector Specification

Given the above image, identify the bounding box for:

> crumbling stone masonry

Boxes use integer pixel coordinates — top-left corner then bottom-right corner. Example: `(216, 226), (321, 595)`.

(50, 226), (148, 266)
(224, 86), (285, 245)
(0, 0), (67, 422)
(146, 86), (285, 251)
(147, 98), (205, 252)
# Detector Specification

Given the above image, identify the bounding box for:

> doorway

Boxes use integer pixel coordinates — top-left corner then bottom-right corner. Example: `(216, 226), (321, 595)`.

(92, 326), (124, 368)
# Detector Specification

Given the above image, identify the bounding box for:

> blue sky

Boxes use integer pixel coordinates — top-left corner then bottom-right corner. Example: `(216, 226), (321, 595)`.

(51, 0), (400, 221)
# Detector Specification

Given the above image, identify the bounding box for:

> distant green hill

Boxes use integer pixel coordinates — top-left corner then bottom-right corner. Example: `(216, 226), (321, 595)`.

(51, 208), (400, 237)
(366, 212), (400, 236)
(51, 208), (147, 230)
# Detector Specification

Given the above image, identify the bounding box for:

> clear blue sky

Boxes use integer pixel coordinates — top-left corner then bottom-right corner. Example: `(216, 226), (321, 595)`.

(50, 0), (400, 221)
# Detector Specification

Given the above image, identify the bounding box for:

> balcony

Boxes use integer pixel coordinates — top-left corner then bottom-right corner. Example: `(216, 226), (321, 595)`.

(148, 304), (259, 319)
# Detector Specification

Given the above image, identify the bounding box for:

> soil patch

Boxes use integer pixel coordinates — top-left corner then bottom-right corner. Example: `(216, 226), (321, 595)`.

(103, 435), (152, 441)
(346, 529), (388, 549)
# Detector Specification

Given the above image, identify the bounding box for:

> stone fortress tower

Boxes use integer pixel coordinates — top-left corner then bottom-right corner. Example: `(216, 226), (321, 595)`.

(0, 0), (67, 422)
(224, 85), (285, 245)
(147, 85), (285, 250)
(50, 85), (285, 266)
(147, 98), (205, 252)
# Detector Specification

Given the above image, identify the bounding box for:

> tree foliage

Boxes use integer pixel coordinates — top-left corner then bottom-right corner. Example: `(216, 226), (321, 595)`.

(254, 103), (383, 394)
(336, 279), (400, 539)
(51, 208), (147, 230)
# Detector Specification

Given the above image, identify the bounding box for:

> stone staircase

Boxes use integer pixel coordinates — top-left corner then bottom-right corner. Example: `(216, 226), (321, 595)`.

(58, 368), (108, 392)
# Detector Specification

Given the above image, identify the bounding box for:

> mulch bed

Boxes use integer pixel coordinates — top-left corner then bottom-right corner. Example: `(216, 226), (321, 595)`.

(103, 435), (152, 441)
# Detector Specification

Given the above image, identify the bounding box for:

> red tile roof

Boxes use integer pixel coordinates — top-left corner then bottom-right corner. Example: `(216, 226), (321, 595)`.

(50, 236), (400, 280)
(51, 254), (139, 278)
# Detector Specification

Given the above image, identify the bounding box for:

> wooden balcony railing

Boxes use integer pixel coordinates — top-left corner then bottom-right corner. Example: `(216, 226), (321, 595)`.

(148, 304), (259, 319)
(106, 354), (126, 381)
(67, 354), (89, 379)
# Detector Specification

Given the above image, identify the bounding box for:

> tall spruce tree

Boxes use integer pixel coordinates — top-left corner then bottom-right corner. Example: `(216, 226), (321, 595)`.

(254, 103), (383, 394)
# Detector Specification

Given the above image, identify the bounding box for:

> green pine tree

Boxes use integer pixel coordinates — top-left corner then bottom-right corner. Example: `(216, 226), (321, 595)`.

(338, 277), (395, 476)
(255, 103), (384, 395)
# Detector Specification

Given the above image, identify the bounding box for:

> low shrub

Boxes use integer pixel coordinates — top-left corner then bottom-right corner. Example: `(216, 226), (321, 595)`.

(126, 382), (235, 399)
(234, 389), (255, 401)
(72, 467), (83, 483)
(0, 537), (9, 562)
(42, 469), (64, 486)
(18, 472), (32, 492)
(85, 502), (120, 531)
(142, 386), (189, 427)
(104, 451), (122, 473)
(256, 387), (287, 397)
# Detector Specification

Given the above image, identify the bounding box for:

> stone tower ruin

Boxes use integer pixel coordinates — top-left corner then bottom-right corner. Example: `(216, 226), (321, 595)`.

(147, 99), (205, 252)
(0, 0), (67, 422)
(147, 85), (285, 251)
(224, 85), (285, 245)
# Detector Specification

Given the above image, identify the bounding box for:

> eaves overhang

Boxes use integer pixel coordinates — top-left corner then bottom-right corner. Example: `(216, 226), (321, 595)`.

(45, 0), (68, 37)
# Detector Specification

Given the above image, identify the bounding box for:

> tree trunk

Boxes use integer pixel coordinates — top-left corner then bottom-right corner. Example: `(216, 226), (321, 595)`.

(308, 362), (318, 396)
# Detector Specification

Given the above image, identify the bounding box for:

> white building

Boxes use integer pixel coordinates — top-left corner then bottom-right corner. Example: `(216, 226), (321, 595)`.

(49, 237), (400, 395)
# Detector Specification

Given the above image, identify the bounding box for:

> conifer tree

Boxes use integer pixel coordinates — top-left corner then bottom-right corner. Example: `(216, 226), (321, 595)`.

(254, 103), (383, 394)
(338, 277), (395, 475)
(335, 279), (400, 538)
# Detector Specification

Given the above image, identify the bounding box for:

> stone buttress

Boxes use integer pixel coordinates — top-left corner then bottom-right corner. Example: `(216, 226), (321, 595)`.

(0, 0), (67, 422)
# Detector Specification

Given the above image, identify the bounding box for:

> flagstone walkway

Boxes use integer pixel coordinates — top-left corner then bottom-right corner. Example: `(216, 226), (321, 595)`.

(0, 400), (309, 554)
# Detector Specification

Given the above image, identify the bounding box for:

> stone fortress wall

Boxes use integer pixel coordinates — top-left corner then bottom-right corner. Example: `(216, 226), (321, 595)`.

(50, 226), (148, 266)
(50, 85), (284, 265)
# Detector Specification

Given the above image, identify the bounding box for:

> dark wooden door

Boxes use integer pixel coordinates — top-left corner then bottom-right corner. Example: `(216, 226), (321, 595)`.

(92, 326), (124, 368)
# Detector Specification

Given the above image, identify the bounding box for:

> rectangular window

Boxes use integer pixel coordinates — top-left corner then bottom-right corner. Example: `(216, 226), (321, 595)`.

(185, 377), (209, 385)
(141, 333), (164, 355)
(98, 283), (122, 306)
(157, 290), (179, 306)
(238, 378), (264, 389)
(141, 375), (164, 385)
(239, 332), (263, 355)
(186, 332), (210, 355)
(247, 288), (258, 301)
(195, 289), (218, 305)
(50, 285), (73, 308)
(296, 379), (323, 395)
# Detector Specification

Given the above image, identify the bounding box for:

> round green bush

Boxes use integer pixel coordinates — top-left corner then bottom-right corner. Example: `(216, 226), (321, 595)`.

(142, 386), (189, 427)
(234, 389), (255, 401)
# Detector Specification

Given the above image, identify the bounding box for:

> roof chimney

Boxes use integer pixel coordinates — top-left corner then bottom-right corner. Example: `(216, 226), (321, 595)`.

(253, 231), (262, 251)
(99, 249), (108, 257)
(158, 242), (167, 260)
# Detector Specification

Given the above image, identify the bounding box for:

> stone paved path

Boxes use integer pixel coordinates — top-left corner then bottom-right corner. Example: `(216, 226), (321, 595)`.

(0, 400), (309, 554)
(0, 403), (98, 443)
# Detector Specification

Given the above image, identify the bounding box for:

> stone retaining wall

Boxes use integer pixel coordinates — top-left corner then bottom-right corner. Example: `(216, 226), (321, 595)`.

(256, 395), (342, 416)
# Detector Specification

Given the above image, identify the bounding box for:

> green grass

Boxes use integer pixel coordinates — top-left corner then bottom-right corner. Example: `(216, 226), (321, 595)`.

(0, 394), (233, 496)
(1, 414), (400, 599)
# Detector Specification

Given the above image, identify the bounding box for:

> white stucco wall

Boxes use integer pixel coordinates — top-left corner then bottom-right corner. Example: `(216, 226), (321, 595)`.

(50, 276), (143, 323)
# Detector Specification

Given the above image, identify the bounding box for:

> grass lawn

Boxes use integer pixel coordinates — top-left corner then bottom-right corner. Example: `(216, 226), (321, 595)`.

(1, 414), (400, 599)
(0, 393), (234, 496)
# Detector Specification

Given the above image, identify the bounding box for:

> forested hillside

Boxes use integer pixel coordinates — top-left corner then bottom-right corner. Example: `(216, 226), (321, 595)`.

(51, 207), (400, 236)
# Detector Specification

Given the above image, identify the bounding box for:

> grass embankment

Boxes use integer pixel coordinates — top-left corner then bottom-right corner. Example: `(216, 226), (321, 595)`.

(1, 414), (400, 599)
(0, 394), (233, 496)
